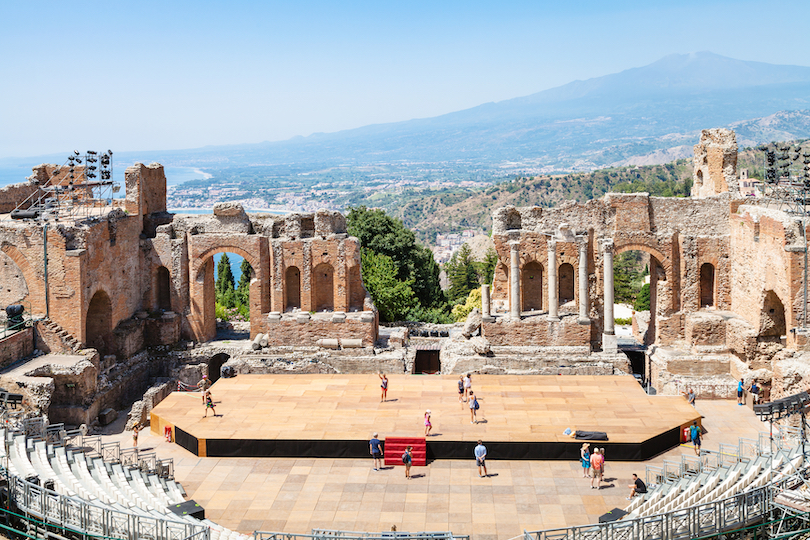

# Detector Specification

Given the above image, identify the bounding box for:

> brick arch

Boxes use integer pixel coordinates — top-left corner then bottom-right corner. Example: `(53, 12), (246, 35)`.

(613, 242), (672, 280)
(0, 243), (45, 315)
(192, 245), (260, 282)
(189, 244), (262, 342)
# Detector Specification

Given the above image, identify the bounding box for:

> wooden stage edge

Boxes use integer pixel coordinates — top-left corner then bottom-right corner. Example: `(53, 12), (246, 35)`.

(151, 374), (702, 462)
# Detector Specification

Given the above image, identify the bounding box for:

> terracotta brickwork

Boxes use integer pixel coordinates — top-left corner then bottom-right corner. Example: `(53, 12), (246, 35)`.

(482, 314), (591, 346)
(0, 327), (33, 369)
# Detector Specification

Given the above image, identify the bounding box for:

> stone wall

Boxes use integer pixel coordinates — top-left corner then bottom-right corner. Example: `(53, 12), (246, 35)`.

(260, 312), (378, 347)
(692, 128), (738, 198)
(482, 314), (591, 347)
(0, 327), (33, 369)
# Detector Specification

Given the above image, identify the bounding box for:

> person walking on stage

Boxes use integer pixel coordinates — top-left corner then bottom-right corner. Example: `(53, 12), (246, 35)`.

(580, 443), (591, 478)
(627, 473), (647, 499)
(203, 390), (217, 417)
(402, 446), (413, 479)
(590, 448), (604, 489)
(689, 421), (703, 456)
(458, 375), (465, 404)
(737, 378), (745, 406)
(469, 391), (479, 424)
(370, 432), (383, 470)
(424, 410), (432, 437)
(463, 373), (472, 401)
(379, 373), (388, 402)
(474, 440), (488, 477)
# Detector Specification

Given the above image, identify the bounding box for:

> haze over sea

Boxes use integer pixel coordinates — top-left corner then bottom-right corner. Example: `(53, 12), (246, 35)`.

(0, 165), (209, 189)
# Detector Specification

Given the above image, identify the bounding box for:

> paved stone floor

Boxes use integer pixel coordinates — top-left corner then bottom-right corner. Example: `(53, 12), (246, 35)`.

(107, 398), (768, 540)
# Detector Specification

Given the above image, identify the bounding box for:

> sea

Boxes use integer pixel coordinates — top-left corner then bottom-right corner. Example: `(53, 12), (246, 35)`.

(0, 165), (209, 189)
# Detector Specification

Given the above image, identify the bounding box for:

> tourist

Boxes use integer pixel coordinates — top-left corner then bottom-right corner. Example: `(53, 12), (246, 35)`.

(424, 410), (432, 437)
(402, 446), (412, 479)
(685, 388), (696, 407)
(458, 375), (465, 404)
(463, 373), (472, 401)
(737, 378), (745, 406)
(690, 421), (703, 456)
(204, 390), (217, 417)
(590, 448), (604, 489)
(751, 381), (760, 404)
(198, 375), (210, 403)
(469, 391), (479, 424)
(379, 373), (388, 402)
(580, 443), (591, 478)
(370, 432), (383, 470)
(627, 473), (647, 499)
(474, 440), (488, 477)
(132, 424), (141, 448)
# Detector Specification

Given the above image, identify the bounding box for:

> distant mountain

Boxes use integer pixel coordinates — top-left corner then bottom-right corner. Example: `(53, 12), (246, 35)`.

(4, 52), (810, 173)
(174, 52), (810, 171)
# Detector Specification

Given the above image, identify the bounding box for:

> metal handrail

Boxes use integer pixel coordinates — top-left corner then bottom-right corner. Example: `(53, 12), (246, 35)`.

(6, 468), (209, 540)
(255, 532), (469, 540)
(526, 454), (808, 540)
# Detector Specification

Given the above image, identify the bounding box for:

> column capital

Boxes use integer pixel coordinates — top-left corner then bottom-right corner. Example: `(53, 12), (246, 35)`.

(509, 240), (521, 250)
(600, 238), (614, 253)
(547, 237), (557, 251)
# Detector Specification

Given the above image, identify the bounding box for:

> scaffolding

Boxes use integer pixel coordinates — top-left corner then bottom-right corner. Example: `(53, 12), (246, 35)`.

(759, 143), (810, 330)
(10, 150), (118, 223)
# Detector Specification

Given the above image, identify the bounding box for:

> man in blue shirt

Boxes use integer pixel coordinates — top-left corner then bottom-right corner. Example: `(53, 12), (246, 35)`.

(474, 440), (488, 478)
(370, 433), (383, 471)
(737, 379), (744, 406)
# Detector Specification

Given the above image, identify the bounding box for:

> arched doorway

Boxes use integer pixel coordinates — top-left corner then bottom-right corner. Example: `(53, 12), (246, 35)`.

(208, 353), (230, 383)
(156, 266), (171, 311)
(522, 261), (543, 312)
(86, 290), (112, 355)
(700, 263), (715, 308)
(760, 290), (786, 337)
(313, 263), (334, 312)
(285, 266), (301, 311)
(213, 252), (253, 329)
(558, 262), (575, 304)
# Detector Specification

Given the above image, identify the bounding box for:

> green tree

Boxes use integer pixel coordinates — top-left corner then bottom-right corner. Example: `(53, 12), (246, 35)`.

(347, 206), (447, 313)
(237, 259), (253, 307)
(613, 252), (641, 304)
(360, 249), (416, 322)
(445, 244), (479, 304)
(634, 283), (651, 311)
(477, 247), (498, 285)
(216, 254), (235, 297)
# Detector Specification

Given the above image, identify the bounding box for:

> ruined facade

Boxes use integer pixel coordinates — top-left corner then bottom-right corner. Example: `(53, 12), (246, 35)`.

(0, 163), (377, 358)
(1, 126), (809, 422)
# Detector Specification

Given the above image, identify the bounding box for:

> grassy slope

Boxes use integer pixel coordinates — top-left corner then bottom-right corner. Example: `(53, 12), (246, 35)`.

(393, 159), (694, 244)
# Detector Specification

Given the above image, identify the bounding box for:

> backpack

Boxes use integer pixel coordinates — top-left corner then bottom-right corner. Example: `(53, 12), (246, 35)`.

(402, 452), (410, 464)
(473, 398), (479, 410)
(690, 425), (699, 440)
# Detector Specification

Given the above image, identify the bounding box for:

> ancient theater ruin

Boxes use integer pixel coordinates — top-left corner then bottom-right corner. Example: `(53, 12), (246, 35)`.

(0, 127), (808, 426)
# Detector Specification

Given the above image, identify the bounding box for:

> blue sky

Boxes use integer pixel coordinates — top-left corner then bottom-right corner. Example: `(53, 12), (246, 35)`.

(2, 0), (809, 158)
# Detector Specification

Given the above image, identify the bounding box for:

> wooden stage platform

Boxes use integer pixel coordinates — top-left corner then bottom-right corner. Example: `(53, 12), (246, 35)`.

(151, 374), (701, 461)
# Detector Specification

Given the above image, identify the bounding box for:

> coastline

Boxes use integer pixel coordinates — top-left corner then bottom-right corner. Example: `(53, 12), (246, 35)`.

(168, 206), (290, 215)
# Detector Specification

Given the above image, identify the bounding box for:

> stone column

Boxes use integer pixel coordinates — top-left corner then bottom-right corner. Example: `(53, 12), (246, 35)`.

(481, 284), (493, 322)
(578, 238), (590, 323)
(510, 241), (521, 319)
(547, 238), (559, 321)
(602, 239), (617, 353)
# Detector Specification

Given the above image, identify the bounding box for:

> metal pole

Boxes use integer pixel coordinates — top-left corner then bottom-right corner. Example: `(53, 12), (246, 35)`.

(43, 222), (49, 320)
